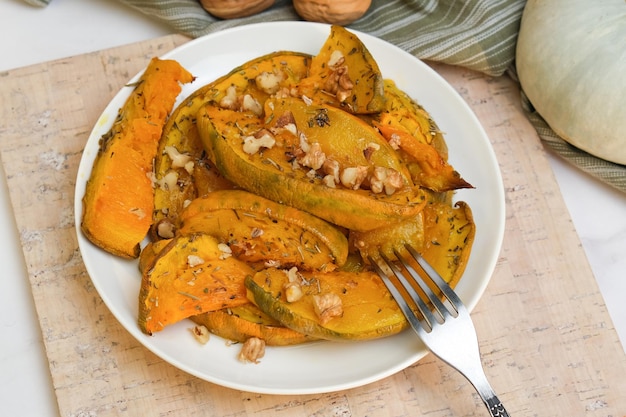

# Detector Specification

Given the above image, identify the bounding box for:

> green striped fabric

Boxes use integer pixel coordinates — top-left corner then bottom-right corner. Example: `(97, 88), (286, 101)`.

(22, 0), (50, 5)
(25, 0), (626, 192)
(119, 0), (525, 77)
(520, 92), (626, 192)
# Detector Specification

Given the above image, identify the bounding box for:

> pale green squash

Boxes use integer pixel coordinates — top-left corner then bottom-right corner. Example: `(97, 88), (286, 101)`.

(516, 0), (626, 164)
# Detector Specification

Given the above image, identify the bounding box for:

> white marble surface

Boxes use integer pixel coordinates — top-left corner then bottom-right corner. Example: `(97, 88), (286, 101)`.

(1, 1), (624, 416)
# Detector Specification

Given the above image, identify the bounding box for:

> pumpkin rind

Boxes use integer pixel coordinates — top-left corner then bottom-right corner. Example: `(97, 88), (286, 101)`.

(190, 304), (317, 346)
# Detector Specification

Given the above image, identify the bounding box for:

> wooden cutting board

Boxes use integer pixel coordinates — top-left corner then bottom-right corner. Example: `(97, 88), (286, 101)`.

(1, 34), (625, 417)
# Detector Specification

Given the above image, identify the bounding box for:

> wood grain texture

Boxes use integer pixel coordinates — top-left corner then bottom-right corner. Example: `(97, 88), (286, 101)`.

(1, 34), (625, 417)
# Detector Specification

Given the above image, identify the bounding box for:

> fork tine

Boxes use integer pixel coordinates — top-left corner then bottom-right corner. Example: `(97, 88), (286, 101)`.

(393, 248), (452, 324)
(369, 255), (425, 332)
(373, 253), (439, 332)
(404, 244), (462, 315)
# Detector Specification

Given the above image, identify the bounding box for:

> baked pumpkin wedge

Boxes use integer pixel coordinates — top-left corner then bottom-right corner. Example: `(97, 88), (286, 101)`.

(297, 25), (385, 114)
(350, 200), (475, 288)
(197, 101), (427, 232)
(265, 96), (412, 180)
(138, 233), (254, 335)
(245, 268), (407, 341)
(376, 122), (472, 192)
(152, 51), (311, 239)
(81, 58), (194, 258)
(420, 201), (475, 289)
(179, 189), (349, 271)
(373, 79), (472, 192)
(191, 303), (317, 346)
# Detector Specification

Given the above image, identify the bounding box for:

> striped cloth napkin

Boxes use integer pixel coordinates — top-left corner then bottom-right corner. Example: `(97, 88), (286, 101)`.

(23, 0), (625, 192)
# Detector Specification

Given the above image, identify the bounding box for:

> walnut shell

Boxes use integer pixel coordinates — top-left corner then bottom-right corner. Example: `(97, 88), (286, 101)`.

(200, 0), (275, 19)
(293, 0), (372, 25)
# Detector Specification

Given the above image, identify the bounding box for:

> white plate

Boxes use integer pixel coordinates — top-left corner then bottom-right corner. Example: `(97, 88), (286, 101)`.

(74, 21), (505, 395)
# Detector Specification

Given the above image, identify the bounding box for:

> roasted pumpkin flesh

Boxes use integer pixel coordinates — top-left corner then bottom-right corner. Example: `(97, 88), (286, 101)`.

(81, 26), (476, 350)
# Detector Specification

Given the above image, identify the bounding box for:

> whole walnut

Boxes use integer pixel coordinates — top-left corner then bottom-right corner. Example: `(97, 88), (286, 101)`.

(293, 0), (372, 25)
(200, 0), (275, 19)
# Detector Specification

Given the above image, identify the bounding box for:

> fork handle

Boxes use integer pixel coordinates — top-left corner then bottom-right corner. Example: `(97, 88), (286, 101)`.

(484, 395), (510, 417)
(470, 373), (510, 416)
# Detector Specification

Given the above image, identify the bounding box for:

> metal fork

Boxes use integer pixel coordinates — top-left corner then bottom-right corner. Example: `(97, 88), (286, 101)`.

(371, 245), (510, 417)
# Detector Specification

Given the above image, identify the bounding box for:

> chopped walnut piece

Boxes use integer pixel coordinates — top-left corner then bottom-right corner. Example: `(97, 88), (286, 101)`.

(272, 111), (298, 136)
(274, 86), (293, 99)
(382, 168), (404, 195)
(328, 50), (344, 67)
(370, 167), (404, 195)
(158, 171), (178, 192)
(164, 145), (194, 174)
(388, 133), (401, 150)
(157, 170), (179, 192)
(284, 281), (304, 302)
(238, 337), (266, 364)
(242, 129), (276, 155)
(298, 132), (311, 153)
(255, 70), (284, 94)
(230, 240), (257, 258)
(241, 94), (263, 116)
(264, 259), (282, 268)
(340, 166), (368, 190)
(324, 53), (354, 103)
(187, 254), (205, 268)
(217, 243), (232, 259)
(219, 85), (238, 109)
(313, 293), (343, 325)
(322, 175), (336, 188)
(190, 325), (210, 345)
(155, 219), (176, 239)
(335, 73), (354, 103)
(285, 266), (300, 282)
(363, 142), (380, 161)
(322, 158), (340, 183)
(282, 267), (305, 302)
(370, 166), (387, 194)
(298, 142), (326, 170)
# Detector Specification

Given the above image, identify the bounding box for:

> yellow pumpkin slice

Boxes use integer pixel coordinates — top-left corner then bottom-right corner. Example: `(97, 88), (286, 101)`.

(245, 268), (408, 341)
(377, 80), (446, 151)
(138, 233), (254, 335)
(81, 58), (194, 258)
(373, 80), (472, 192)
(197, 101), (427, 232)
(298, 25), (385, 114)
(152, 52), (311, 239)
(179, 189), (349, 271)
(191, 303), (317, 346)
(376, 122), (472, 192)
(420, 201), (475, 288)
(265, 96), (412, 181)
(350, 200), (475, 288)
